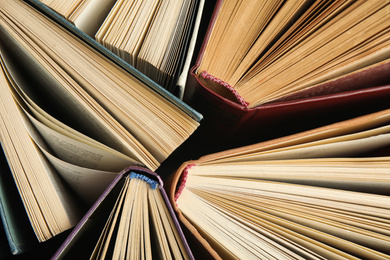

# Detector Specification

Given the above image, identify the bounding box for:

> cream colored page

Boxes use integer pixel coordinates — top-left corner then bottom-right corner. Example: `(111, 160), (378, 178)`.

(0, 62), (81, 237)
(191, 158), (390, 194)
(27, 111), (134, 172)
(2, 58), (141, 171)
(91, 179), (130, 260)
(200, 109), (390, 165)
(186, 175), (390, 213)
(14, 100), (119, 204)
(150, 188), (190, 260)
(0, 19), (148, 165)
(176, 0), (205, 99)
(209, 122), (390, 164)
(73, 0), (117, 36)
(41, 148), (118, 206)
(177, 189), (307, 260)
(184, 174), (390, 255)
(240, 132), (390, 161)
(113, 178), (138, 259)
(22, 91), (135, 162)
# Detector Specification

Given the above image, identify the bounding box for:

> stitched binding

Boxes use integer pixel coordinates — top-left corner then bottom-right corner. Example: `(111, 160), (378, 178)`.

(129, 172), (158, 189)
(174, 164), (195, 202)
(200, 71), (249, 107)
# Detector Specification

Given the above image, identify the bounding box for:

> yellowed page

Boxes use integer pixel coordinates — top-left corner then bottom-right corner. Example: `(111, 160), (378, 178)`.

(40, 149), (118, 206)
(0, 10), (153, 167)
(0, 60), (81, 241)
(1, 55), (142, 170)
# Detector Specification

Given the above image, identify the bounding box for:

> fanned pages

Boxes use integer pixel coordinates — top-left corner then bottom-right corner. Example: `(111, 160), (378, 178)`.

(96, 0), (197, 91)
(38, 0), (200, 92)
(181, 0), (390, 147)
(53, 167), (194, 260)
(171, 108), (390, 259)
(195, 0), (390, 107)
(0, 0), (200, 242)
(0, 56), (81, 242)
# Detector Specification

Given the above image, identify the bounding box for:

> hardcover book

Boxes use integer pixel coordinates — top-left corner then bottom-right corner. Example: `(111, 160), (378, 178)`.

(0, 0), (201, 248)
(31, 0), (206, 98)
(170, 107), (390, 259)
(185, 0), (390, 146)
(52, 166), (194, 260)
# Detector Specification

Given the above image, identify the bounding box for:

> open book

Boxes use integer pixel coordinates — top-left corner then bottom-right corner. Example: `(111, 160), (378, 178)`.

(52, 166), (194, 260)
(35, 0), (205, 97)
(185, 0), (390, 142)
(170, 108), (390, 259)
(0, 0), (201, 244)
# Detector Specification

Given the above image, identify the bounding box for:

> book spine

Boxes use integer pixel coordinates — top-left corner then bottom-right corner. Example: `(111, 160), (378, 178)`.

(200, 71), (249, 107)
(174, 164), (195, 203)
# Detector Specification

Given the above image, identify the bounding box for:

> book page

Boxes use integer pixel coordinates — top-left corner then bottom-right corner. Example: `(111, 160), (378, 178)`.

(7, 0), (201, 170)
(39, 149), (118, 206)
(39, 0), (83, 19)
(3, 81), (119, 205)
(112, 176), (139, 259)
(1, 56), (141, 170)
(175, 0), (205, 99)
(177, 189), (310, 259)
(91, 177), (130, 259)
(149, 187), (190, 260)
(191, 157), (390, 194)
(180, 174), (390, 259)
(196, 0), (390, 107)
(243, 131), (390, 161)
(208, 113), (390, 164)
(28, 113), (133, 171)
(71, 0), (117, 36)
(0, 17), (151, 166)
(0, 55), (140, 205)
(0, 60), (82, 241)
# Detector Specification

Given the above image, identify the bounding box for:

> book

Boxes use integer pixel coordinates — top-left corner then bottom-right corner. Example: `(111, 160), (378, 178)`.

(0, 0), (201, 244)
(52, 166), (194, 260)
(169, 107), (390, 259)
(35, 0), (205, 97)
(185, 0), (390, 144)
